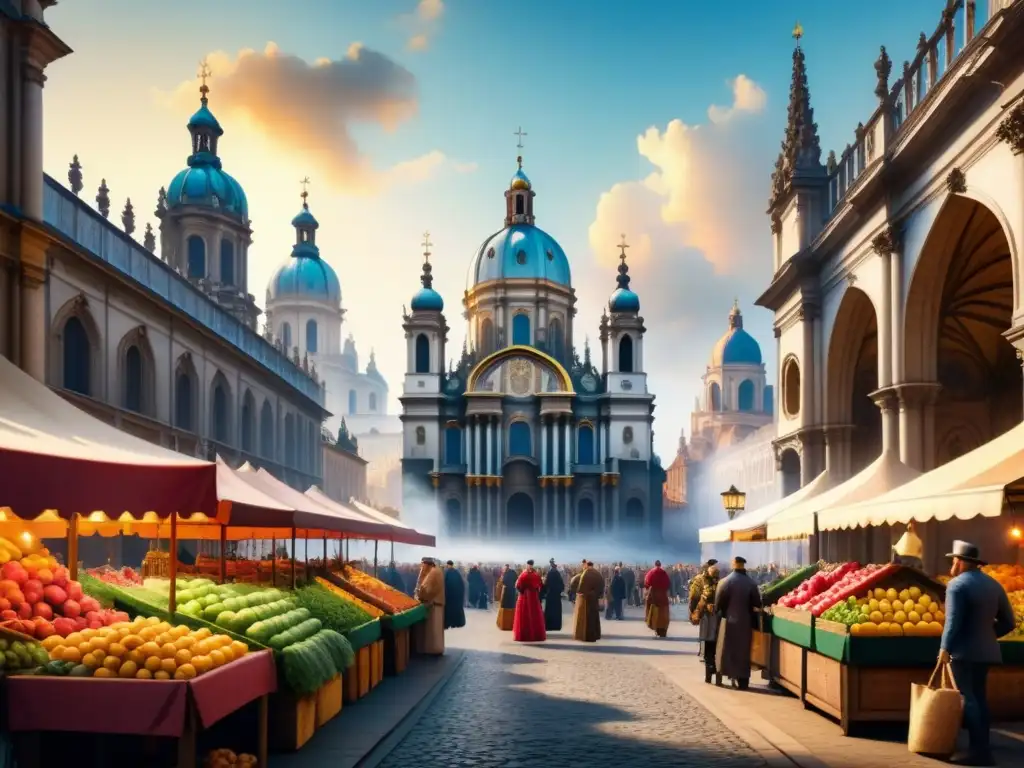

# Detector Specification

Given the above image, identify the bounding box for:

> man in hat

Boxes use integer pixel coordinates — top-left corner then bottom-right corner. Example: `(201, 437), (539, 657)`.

(542, 559), (565, 631)
(569, 561), (604, 642)
(938, 540), (1014, 766)
(713, 556), (762, 690)
(414, 557), (446, 655)
(443, 561), (466, 630)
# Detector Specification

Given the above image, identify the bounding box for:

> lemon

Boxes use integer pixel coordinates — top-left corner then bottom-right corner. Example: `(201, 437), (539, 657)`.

(209, 649), (226, 668)
(61, 646), (82, 664)
(934, 610), (945, 623)
(919, 594), (932, 608)
(140, 641), (161, 657)
(909, 586), (922, 600)
(230, 641), (248, 658)
(145, 656), (163, 673)
(903, 622), (916, 635)
(108, 642), (126, 659)
(883, 612), (894, 622)
(868, 599), (880, 612)
(869, 610), (883, 623)
(160, 643), (178, 659)
(161, 657), (178, 673)
(174, 663), (197, 680)
(191, 655), (212, 674)
(893, 611), (907, 624)
(873, 588), (886, 600)
(879, 600), (892, 614)
(118, 660), (139, 678)
(93, 667), (115, 678)
(103, 655), (121, 672)
(898, 589), (910, 602)
(123, 635), (144, 650)
(135, 669), (153, 679)
(174, 649), (192, 666)
(908, 611), (922, 623)
(154, 670), (171, 680)
(82, 652), (101, 669)
(888, 623), (903, 636)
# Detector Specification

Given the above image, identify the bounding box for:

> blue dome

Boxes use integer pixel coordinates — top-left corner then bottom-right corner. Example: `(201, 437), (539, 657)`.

(609, 288), (640, 312)
(167, 165), (248, 219)
(269, 257), (341, 304)
(469, 225), (571, 287)
(188, 103), (223, 134)
(411, 287), (444, 311)
(711, 328), (762, 365)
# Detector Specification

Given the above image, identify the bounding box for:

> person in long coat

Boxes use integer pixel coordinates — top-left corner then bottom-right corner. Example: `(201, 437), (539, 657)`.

(644, 560), (672, 637)
(569, 561), (604, 642)
(713, 556), (762, 690)
(689, 561), (721, 684)
(512, 561), (546, 642)
(622, 565), (637, 607)
(466, 565), (487, 609)
(541, 559), (565, 631)
(443, 561), (466, 629)
(413, 558), (446, 655)
(496, 564), (518, 631)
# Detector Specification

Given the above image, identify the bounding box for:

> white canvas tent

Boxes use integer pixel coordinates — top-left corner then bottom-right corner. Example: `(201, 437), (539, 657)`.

(818, 421), (1024, 531)
(698, 471), (829, 544)
(767, 452), (921, 540)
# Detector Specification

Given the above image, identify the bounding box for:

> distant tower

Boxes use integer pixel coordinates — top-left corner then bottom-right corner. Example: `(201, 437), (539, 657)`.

(157, 59), (258, 328)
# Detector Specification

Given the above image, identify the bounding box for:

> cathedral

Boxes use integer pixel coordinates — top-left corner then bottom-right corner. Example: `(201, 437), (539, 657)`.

(400, 153), (664, 541)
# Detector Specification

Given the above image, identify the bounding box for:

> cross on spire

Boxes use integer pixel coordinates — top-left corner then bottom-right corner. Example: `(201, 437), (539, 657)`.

(617, 233), (630, 263)
(198, 58), (212, 103)
(514, 126), (528, 151)
(300, 176), (311, 207)
(421, 231), (433, 262)
(792, 21), (804, 45)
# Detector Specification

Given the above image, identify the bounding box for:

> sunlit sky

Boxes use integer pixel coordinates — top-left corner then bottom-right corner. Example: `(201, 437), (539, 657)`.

(43, 0), (962, 458)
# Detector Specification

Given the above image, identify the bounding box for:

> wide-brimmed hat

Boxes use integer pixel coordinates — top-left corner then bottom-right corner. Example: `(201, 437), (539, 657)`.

(946, 540), (986, 564)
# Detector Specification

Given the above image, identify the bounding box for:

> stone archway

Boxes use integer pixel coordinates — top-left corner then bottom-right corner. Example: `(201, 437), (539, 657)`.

(506, 493), (535, 537)
(826, 287), (880, 477)
(624, 498), (644, 530)
(904, 196), (1020, 470)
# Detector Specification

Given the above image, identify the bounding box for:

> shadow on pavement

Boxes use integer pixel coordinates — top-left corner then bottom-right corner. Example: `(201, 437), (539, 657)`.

(530, 641), (688, 657)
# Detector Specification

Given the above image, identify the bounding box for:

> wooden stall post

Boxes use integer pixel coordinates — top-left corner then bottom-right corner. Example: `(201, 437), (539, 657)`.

(219, 524), (228, 584)
(67, 513), (80, 581)
(374, 540), (378, 577)
(169, 513), (178, 614)
(271, 536), (277, 586)
(290, 527), (297, 589)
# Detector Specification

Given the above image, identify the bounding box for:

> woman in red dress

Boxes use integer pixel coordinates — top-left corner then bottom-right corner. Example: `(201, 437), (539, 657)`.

(513, 560), (547, 642)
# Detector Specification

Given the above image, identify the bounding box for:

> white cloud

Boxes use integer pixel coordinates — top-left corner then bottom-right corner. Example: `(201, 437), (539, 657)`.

(406, 0), (444, 52)
(707, 74), (767, 124)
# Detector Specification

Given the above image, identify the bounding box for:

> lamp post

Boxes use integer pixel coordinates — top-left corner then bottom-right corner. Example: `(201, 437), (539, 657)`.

(721, 485), (746, 521)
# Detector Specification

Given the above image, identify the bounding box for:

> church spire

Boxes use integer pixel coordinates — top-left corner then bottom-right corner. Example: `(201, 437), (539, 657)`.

(768, 23), (823, 210)
(186, 59), (225, 168)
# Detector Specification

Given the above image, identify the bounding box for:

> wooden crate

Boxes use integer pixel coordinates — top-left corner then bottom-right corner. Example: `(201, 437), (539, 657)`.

(269, 690), (317, 751)
(804, 651), (843, 721)
(750, 630), (770, 671)
(343, 665), (359, 704)
(357, 645), (371, 698)
(316, 675), (343, 727)
(385, 627), (411, 677)
(775, 638), (805, 699)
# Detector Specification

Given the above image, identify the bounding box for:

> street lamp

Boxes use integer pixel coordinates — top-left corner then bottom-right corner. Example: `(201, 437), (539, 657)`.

(721, 485), (746, 521)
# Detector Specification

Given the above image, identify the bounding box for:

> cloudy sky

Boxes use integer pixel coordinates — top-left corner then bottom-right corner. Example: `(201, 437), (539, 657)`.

(43, 0), (965, 459)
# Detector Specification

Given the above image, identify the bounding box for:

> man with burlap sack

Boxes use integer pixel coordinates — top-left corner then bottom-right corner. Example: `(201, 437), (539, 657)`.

(926, 541), (1014, 765)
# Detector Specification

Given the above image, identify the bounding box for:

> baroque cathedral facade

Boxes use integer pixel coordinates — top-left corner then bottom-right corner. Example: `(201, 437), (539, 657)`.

(400, 155), (664, 541)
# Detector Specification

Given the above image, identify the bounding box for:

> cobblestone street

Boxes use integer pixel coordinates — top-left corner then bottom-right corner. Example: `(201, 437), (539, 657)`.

(378, 606), (766, 767)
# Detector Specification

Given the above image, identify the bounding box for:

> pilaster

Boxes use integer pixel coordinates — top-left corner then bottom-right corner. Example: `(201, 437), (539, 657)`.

(893, 382), (942, 471)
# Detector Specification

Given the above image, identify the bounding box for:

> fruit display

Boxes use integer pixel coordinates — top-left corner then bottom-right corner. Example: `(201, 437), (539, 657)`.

(315, 577), (384, 619)
(776, 562), (861, 609)
(1, 543), (129, 639)
(821, 584), (946, 637)
(331, 565), (420, 614)
(204, 749), (258, 767)
(40, 615), (249, 679)
(800, 564), (898, 618)
(280, 628), (355, 695)
(0, 632), (51, 674)
(983, 564), (1024, 593)
(760, 562), (820, 606)
(86, 565), (142, 587)
(295, 583), (374, 633)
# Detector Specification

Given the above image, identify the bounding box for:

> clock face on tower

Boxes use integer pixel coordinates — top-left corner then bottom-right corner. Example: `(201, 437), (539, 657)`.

(580, 373), (597, 393)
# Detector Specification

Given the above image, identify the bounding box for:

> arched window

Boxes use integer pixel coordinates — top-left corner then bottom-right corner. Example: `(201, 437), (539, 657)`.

(709, 382), (722, 411)
(512, 313), (530, 346)
(618, 335), (634, 372)
(306, 319), (318, 354)
(62, 316), (92, 396)
(415, 426), (426, 445)
(284, 414), (296, 466)
(515, 196), (524, 215)
(211, 378), (230, 444)
(369, 392), (377, 411)
(549, 318), (563, 360)
(509, 421), (531, 456)
(281, 323), (292, 351)
(219, 239), (235, 285)
(174, 371), (193, 430)
(480, 318), (495, 355)
(124, 345), (144, 412)
(187, 235), (206, 279)
(348, 389), (357, 414)
(445, 425), (462, 464)
(577, 424), (595, 464)
(260, 400), (274, 458)
(241, 390), (256, 453)
(737, 379), (755, 411)
(414, 333), (430, 373)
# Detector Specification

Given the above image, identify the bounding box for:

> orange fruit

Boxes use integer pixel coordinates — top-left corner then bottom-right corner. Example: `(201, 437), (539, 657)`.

(119, 660), (138, 678)
(135, 669), (153, 679)
(174, 649), (192, 666)
(93, 667), (115, 678)
(160, 643), (178, 659)
(89, 637), (110, 653)
(139, 641), (161, 657)
(65, 632), (83, 647)
(122, 635), (144, 650)
(103, 655), (121, 672)
(161, 657), (178, 673)
(174, 635), (196, 650)
(92, 649), (107, 662)
(77, 641), (92, 656)
(174, 663), (197, 680)
(144, 656), (163, 673)
(108, 642), (127, 659)
(154, 670), (171, 680)
(193, 628), (212, 640)
(61, 646), (82, 664)
(191, 655), (212, 674)
(82, 652), (101, 669)
(127, 649), (146, 666)
(209, 649), (226, 668)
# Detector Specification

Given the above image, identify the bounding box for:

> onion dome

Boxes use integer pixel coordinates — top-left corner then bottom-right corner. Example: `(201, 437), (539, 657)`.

(411, 233), (444, 311)
(165, 65), (248, 220)
(608, 236), (639, 312)
(710, 300), (762, 366)
(267, 182), (341, 304)
(468, 156), (571, 288)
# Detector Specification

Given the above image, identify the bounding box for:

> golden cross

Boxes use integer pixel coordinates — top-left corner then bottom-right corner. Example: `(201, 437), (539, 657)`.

(198, 59), (212, 99)
(617, 233), (630, 262)
(514, 126), (528, 151)
(421, 231), (433, 262)
(792, 22), (804, 43)
(300, 176), (311, 204)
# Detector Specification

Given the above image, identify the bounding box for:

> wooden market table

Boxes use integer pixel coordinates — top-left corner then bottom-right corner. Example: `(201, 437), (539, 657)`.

(5, 650), (276, 768)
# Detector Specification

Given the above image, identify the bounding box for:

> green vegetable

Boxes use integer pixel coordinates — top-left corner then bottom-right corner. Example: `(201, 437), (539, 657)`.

(280, 630), (351, 694)
(268, 618), (323, 650)
(760, 563), (821, 606)
(246, 607), (311, 644)
(203, 602), (227, 621)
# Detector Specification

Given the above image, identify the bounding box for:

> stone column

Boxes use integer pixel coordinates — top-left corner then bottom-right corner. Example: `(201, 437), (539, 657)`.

(541, 482), (549, 539)
(475, 419), (484, 478)
(598, 483), (606, 532)
(541, 415), (549, 476)
(21, 65), (45, 220)
(463, 421), (471, 470)
(19, 262), (47, 382)
(496, 419), (504, 474)
(483, 483), (491, 537)
(799, 309), (815, 424)
(897, 383), (942, 472)
(484, 418), (492, 477)
(564, 417), (572, 476)
(824, 426), (852, 483)
(611, 476), (621, 533)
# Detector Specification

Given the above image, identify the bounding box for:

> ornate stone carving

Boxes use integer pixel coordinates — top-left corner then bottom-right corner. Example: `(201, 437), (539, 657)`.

(143, 223), (156, 253)
(96, 179), (110, 219)
(71, 292), (88, 312)
(770, 211), (781, 234)
(996, 102), (1024, 156)
(68, 155), (83, 196)
(846, 272), (858, 288)
(121, 198), (135, 236)
(509, 359), (531, 395)
(946, 167), (967, 194)
(874, 46), (892, 101)
(871, 225), (900, 256)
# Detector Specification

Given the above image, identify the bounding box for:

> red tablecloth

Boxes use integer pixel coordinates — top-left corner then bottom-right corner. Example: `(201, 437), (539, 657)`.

(5, 650), (277, 736)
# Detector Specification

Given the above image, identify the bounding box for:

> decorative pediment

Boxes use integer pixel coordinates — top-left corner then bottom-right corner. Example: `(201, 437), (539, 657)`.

(467, 345), (574, 396)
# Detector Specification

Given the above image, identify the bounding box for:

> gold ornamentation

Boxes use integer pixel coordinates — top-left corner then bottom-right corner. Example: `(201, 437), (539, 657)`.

(509, 358), (532, 395)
